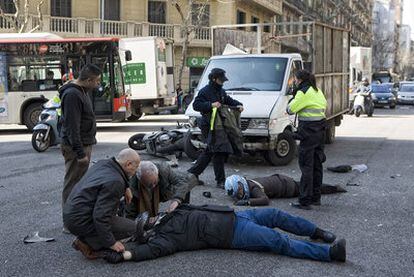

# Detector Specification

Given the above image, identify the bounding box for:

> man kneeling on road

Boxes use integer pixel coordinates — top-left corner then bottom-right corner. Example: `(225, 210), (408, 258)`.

(63, 149), (141, 259)
(124, 161), (198, 219)
(225, 174), (347, 206)
(103, 204), (346, 264)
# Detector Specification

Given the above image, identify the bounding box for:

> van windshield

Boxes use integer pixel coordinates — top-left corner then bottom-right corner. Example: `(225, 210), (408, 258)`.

(198, 57), (288, 91)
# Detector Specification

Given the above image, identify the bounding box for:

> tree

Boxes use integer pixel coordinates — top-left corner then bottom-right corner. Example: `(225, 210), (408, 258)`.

(171, 0), (209, 88)
(372, 31), (396, 72)
(0, 0), (44, 33)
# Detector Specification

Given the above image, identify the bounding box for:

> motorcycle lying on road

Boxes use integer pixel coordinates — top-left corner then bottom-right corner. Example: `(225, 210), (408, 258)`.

(353, 87), (374, 117)
(31, 98), (61, 152)
(128, 122), (201, 160)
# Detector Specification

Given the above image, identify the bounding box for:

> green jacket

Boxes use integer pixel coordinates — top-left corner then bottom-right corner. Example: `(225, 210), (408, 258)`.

(125, 162), (198, 219)
(209, 106), (243, 156)
(288, 86), (327, 121)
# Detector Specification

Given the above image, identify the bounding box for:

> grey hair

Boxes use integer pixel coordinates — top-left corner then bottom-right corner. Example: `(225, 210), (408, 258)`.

(116, 148), (140, 165)
(137, 161), (159, 178)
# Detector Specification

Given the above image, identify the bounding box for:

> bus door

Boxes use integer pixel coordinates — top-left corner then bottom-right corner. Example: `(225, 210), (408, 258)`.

(91, 56), (112, 117)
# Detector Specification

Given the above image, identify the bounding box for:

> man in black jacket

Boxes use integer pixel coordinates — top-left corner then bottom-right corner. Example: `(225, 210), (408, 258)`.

(188, 68), (243, 188)
(60, 64), (101, 230)
(63, 149), (140, 259)
(103, 205), (346, 263)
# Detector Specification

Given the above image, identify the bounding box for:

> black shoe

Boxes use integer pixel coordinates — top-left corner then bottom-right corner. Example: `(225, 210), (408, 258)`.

(329, 239), (346, 262)
(311, 228), (336, 243)
(216, 182), (225, 189)
(198, 179), (205, 186)
(311, 199), (321, 206)
(290, 202), (312, 210)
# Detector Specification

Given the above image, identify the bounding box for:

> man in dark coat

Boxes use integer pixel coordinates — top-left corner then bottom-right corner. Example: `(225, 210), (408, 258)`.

(103, 205), (346, 263)
(224, 174), (347, 206)
(125, 161), (198, 219)
(59, 64), (101, 231)
(63, 149), (140, 259)
(188, 68), (243, 188)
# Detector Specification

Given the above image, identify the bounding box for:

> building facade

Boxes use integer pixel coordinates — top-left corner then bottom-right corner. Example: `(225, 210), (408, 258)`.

(282, 0), (373, 47)
(0, 0), (283, 91)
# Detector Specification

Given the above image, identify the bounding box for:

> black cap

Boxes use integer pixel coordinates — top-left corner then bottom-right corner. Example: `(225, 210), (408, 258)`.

(208, 68), (228, 82)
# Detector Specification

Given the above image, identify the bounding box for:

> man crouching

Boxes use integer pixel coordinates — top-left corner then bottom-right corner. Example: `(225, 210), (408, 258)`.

(63, 149), (140, 259)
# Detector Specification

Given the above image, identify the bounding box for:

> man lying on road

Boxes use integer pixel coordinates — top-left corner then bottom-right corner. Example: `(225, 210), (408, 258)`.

(63, 149), (141, 259)
(225, 174), (347, 206)
(124, 161), (198, 218)
(103, 204), (346, 264)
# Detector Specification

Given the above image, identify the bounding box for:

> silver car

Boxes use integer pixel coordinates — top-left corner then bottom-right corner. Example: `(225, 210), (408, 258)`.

(397, 82), (414, 104)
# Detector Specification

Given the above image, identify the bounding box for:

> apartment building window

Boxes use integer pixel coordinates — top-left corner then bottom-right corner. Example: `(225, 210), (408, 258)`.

(263, 21), (270, 33)
(191, 3), (210, 26)
(101, 0), (120, 21)
(148, 0), (166, 24)
(251, 16), (259, 32)
(0, 0), (15, 13)
(237, 10), (246, 30)
(51, 0), (71, 17)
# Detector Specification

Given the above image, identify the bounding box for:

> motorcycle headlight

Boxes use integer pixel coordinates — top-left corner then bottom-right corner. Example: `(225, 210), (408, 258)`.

(248, 119), (269, 129)
(40, 113), (49, 121)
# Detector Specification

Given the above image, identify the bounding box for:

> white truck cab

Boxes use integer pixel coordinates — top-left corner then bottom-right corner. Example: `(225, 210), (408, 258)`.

(185, 53), (303, 165)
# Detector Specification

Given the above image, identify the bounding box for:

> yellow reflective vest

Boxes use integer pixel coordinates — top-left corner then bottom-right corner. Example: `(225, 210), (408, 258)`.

(288, 86), (327, 121)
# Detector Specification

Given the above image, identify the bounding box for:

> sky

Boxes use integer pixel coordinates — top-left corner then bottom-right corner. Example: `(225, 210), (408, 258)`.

(403, 0), (414, 39)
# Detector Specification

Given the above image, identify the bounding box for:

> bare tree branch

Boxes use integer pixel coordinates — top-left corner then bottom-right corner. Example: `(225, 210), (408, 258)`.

(18, 0), (30, 33)
(28, 0), (44, 33)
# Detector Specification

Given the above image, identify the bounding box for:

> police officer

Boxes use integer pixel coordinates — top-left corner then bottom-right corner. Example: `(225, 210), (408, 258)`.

(287, 70), (327, 210)
(188, 68), (243, 188)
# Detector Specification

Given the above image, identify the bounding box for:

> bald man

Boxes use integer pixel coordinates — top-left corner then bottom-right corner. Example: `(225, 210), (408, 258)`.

(63, 149), (140, 260)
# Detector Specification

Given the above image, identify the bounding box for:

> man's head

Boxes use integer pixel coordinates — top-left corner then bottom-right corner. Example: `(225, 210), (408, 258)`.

(46, 71), (54, 80)
(116, 149), (140, 178)
(137, 161), (159, 190)
(208, 68), (228, 85)
(77, 64), (102, 90)
(224, 175), (250, 200)
(362, 77), (369, 86)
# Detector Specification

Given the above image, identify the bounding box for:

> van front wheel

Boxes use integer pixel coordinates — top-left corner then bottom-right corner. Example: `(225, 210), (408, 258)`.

(264, 132), (296, 166)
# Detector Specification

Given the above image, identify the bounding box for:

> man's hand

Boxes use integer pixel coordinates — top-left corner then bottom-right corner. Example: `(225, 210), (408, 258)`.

(212, 102), (221, 108)
(125, 188), (133, 205)
(234, 200), (249, 206)
(103, 251), (124, 264)
(77, 156), (89, 166)
(166, 199), (181, 213)
(237, 105), (244, 112)
(110, 241), (125, 253)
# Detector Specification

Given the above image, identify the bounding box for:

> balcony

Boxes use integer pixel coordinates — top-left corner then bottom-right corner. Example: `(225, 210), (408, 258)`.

(0, 14), (211, 47)
(252, 0), (283, 14)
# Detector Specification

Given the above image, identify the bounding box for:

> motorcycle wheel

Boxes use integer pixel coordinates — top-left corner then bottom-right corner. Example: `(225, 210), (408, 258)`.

(128, 134), (146, 150)
(32, 130), (51, 152)
(355, 107), (362, 117)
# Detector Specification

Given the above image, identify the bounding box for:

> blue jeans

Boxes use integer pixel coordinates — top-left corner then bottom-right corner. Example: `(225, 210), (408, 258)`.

(231, 208), (331, 262)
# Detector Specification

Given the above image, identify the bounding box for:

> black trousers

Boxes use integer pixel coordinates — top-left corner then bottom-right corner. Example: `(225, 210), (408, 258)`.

(188, 149), (227, 184)
(297, 122), (326, 206)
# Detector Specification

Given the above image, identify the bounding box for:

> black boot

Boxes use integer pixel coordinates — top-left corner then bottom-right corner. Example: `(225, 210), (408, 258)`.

(311, 227), (336, 243)
(329, 239), (346, 262)
(290, 202), (312, 210)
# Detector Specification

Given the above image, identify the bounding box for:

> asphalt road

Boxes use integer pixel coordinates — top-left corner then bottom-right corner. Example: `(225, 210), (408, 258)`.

(0, 108), (413, 277)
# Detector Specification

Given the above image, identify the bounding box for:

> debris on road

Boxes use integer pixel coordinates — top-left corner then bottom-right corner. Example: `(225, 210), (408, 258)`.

(202, 191), (212, 198)
(327, 164), (368, 173)
(390, 174), (401, 179)
(346, 183), (360, 186)
(23, 232), (55, 244)
(40, 201), (50, 205)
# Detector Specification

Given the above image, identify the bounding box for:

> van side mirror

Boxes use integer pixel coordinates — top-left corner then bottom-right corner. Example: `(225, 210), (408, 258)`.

(125, 50), (132, 61)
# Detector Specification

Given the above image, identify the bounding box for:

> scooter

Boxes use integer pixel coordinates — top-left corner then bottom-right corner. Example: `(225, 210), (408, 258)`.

(31, 98), (61, 152)
(353, 86), (374, 117)
(128, 122), (192, 158)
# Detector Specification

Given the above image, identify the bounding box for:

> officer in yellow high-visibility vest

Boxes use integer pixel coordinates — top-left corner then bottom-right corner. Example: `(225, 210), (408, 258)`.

(287, 70), (328, 210)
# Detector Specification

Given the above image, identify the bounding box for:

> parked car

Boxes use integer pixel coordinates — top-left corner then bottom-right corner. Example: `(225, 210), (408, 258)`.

(397, 82), (414, 104)
(371, 83), (397, 109)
